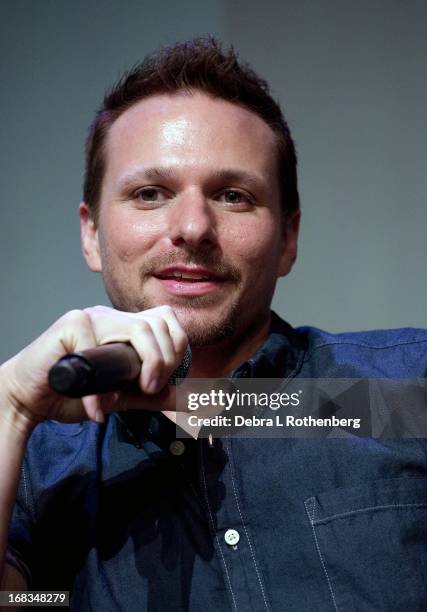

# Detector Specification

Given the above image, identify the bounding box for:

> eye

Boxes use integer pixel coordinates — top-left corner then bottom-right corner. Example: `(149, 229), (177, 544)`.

(133, 187), (171, 208)
(217, 190), (254, 208)
(136, 188), (162, 202)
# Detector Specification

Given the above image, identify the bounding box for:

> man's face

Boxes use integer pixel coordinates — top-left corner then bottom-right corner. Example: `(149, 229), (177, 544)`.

(80, 91), (299, 345)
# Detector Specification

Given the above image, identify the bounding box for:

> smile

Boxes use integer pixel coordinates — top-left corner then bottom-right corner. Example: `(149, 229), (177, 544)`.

(153, 266), (226, 297)
(157, 272), (214, 281)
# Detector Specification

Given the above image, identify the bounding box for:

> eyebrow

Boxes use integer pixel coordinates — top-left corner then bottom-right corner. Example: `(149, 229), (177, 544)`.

(116, 167), (175, 191)
(210, 169), (267, 192)
(116, 166), (267, 193)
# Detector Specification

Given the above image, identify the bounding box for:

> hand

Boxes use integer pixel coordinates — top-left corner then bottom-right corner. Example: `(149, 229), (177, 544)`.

(0, 305), (188, 434)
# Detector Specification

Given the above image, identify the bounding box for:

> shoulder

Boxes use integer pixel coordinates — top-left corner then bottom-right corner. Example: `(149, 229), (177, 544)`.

(21, 419), (106, 508)
(294, 326), (427, 377)
(298, 326), (427, 351)
(25, 419), (100, 464)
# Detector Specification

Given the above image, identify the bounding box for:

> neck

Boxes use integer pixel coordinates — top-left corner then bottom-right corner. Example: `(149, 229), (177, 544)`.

(188, 311), (272, 378)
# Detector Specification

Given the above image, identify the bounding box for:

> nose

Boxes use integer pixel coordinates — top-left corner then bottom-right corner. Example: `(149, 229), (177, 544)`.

(168, 189), (217, 251)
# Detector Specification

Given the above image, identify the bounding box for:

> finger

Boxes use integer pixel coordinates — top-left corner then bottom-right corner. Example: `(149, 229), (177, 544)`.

(143, 316), (177, 375)
(157, 306), (189, 357)
(83, 305), (132, 345)
(128, 321), (166, 394)
(114, 385), (177, 413)
(83, 306), (166, 393)
(81, 394), (104, 423)
(57, 309), (99, 354)
(83, 305), (188, 358)
(58, 311), (103, 423)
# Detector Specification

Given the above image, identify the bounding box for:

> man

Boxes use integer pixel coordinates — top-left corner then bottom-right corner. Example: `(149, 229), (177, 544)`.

(0, 38), (426, 611)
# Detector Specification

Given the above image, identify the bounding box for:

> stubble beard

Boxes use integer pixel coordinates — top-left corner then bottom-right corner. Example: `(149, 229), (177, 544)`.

(103, 252), (243, 347)
(132, 292), (241, 347)
(139, 251), (242, 346)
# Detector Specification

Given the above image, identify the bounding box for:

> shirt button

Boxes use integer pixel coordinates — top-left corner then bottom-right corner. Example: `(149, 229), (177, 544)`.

(147, 415), (161, 436)
(224, 529), (240, 546)
(240, 365), (250, 377)
(169, 440), (185, 456)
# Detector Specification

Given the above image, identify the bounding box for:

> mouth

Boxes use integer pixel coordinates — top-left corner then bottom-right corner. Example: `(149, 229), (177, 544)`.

(152, 266), (227, 297)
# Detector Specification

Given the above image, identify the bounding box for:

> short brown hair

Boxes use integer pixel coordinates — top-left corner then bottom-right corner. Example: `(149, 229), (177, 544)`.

(83, 37), (299, 221)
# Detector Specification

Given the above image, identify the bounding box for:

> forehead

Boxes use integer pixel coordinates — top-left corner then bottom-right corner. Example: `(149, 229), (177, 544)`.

(102, 91), (279, 184)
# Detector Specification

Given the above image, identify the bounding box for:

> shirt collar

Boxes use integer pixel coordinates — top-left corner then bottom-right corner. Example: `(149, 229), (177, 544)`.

(116, 311), (306, 449)
(231, 311), (306, 379)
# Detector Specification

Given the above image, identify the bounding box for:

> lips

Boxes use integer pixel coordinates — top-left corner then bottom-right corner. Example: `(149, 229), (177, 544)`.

(154, 267), (223, 282)
(152, 266), (226, 296)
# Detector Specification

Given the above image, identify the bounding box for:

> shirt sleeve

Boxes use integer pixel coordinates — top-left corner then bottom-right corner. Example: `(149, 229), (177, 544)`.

(6, 458), (35, 587)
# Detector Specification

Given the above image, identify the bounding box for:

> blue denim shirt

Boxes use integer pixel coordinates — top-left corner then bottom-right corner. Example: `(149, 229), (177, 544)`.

(7, 313), (427, 611)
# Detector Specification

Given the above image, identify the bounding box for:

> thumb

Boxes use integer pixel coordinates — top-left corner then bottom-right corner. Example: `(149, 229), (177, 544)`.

(103, 385), (178, 414)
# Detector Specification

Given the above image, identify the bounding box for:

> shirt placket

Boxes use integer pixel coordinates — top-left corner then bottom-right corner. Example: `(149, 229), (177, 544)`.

(200, 436), (271, 612)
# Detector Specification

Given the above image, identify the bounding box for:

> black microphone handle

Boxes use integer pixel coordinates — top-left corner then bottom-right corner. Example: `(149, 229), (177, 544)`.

(48, 343), (192, 398)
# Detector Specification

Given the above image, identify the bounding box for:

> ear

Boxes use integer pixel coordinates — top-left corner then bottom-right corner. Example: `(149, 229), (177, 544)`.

(278, 209), (300, 278)
(79, 202), (102, 272)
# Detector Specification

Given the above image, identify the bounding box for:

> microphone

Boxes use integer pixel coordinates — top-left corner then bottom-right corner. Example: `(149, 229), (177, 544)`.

(48, 343), (192, 398)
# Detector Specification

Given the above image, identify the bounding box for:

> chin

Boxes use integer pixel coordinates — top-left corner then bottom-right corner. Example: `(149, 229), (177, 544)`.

(173, 301), (240, 347)
(107, 289), (241, 346)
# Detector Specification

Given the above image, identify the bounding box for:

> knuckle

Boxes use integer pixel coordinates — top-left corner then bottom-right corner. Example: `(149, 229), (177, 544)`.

(135, 320), (150, 335)
(176, 330), (189, 352)
(61, 309), (91, 328)
(83, 305), (109, 319)
(153, 318), (169, 334)
(163, 356), (176, 371)
(159, 304), (174, 315)
(147, 354), (163, 372)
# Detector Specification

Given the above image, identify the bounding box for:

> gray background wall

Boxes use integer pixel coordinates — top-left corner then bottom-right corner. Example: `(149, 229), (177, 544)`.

(1, 0), (426, 363)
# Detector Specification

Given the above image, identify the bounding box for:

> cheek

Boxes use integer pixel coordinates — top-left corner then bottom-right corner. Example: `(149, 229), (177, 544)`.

(100, 212), (159, 263)
(223, 217), (282, 269)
